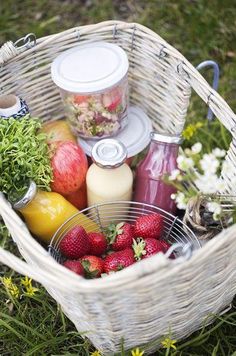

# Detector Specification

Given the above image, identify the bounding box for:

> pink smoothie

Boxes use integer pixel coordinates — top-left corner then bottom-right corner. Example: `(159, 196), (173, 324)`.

(133, 133), (181, 214)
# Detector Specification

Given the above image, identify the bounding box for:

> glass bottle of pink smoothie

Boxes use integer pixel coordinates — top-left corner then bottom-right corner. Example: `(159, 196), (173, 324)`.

(133, 132), (182, 214)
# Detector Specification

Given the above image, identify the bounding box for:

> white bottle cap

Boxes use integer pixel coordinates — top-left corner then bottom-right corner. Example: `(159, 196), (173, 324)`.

(51, 42), (129, 94)
(79, 106), (153, 158)
(92, 139), (127, 168)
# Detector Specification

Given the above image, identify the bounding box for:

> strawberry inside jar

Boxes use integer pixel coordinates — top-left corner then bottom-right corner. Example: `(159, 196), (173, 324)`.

(51, 42), (129, 139)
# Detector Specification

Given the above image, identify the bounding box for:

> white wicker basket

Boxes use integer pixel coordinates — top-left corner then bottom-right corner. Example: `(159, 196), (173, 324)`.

(0, 21), (236, 354)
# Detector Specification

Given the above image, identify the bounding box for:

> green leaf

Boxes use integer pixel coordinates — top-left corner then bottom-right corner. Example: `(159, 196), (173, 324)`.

(81, 260), (99, 279)
(106, 222), (124, 244)
(116, 222), (124, 230)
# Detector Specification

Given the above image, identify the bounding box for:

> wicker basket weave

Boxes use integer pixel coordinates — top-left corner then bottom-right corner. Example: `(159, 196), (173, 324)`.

(0, 21), (236, 354)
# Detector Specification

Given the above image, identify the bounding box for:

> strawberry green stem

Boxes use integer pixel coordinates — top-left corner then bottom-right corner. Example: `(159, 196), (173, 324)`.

(132, 238), (146, 261)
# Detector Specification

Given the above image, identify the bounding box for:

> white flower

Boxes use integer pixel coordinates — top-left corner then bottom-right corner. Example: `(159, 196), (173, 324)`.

(177, 156), (194, 171)
(184, 148), (192, 156)
(169, 169), (181, 181)
(195, 173), (226, 194)
(175, 192), (188, 210)
(199, 153), (219, 174)
(215, 178), (227, 192)
(195, 173), (219, 194)
(191, 142), (202, 154)
(212, 148), (226, 158)
(206, 201), (222, 221)
(170, 193), (176, 200)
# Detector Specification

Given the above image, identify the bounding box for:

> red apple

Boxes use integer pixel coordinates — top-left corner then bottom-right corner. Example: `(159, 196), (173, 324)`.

(65, 182), (88, 210)
(50, 141), (88, 195)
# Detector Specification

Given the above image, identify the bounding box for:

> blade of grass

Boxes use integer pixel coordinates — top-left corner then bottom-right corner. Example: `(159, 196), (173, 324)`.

(0, 312), (46, 341)
(0, 319), (34, 346)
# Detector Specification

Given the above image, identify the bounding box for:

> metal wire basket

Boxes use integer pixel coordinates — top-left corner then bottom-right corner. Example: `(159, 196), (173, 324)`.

(49, 201), (201, 263)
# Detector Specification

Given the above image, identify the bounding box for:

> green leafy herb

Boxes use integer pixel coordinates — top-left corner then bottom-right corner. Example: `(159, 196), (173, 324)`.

(0, 115), (52, 201)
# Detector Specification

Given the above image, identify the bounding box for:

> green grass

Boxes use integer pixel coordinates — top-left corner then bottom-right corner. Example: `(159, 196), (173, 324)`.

(0, 268), (236, 355)
(0, 0), (236, 355)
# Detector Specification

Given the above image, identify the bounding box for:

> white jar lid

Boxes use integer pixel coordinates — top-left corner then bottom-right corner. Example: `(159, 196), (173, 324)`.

(51, 42), (129, 94)
(92, 139), (127, 168)
(79, 106), (153, 158)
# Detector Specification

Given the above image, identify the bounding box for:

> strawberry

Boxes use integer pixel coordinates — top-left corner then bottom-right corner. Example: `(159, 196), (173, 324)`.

(63, 260), (84, 276)
(106, 222), (134, 251)
(80, 255), (104, 278)
(134, 213), (164, 239)
(118, 248), (135, 267)
(88, 232), (108, 256)
(59, 225), (90, 259)
(133, 238), (164, 260)
(104, 248), (135, 274)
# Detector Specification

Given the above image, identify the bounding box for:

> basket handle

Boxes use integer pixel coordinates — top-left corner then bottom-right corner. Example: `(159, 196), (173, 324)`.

(0, 34), (36, 65)
(196, 60), (220, 121)
(179, 59), (236, 135)
(0, 42), (19, 65)
(0, 245), (80, 292)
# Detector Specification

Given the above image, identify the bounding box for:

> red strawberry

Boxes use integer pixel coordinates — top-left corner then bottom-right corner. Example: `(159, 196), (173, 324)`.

(88, 232), (108, 256)
(118, 248), (135, 267)
(133, 238), (164, 260)
(63, 260), (84, 276)
(135, 213), (164, 239)
(106, 222), (134, 251)
(103, 252), (121, 274)
(80, 255), (104, 278)
(104, 248), (135, 274)
(59, 225), (90, 259)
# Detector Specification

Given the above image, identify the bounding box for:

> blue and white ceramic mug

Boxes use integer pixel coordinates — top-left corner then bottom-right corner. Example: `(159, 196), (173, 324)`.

(0, 94), (29, 119)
